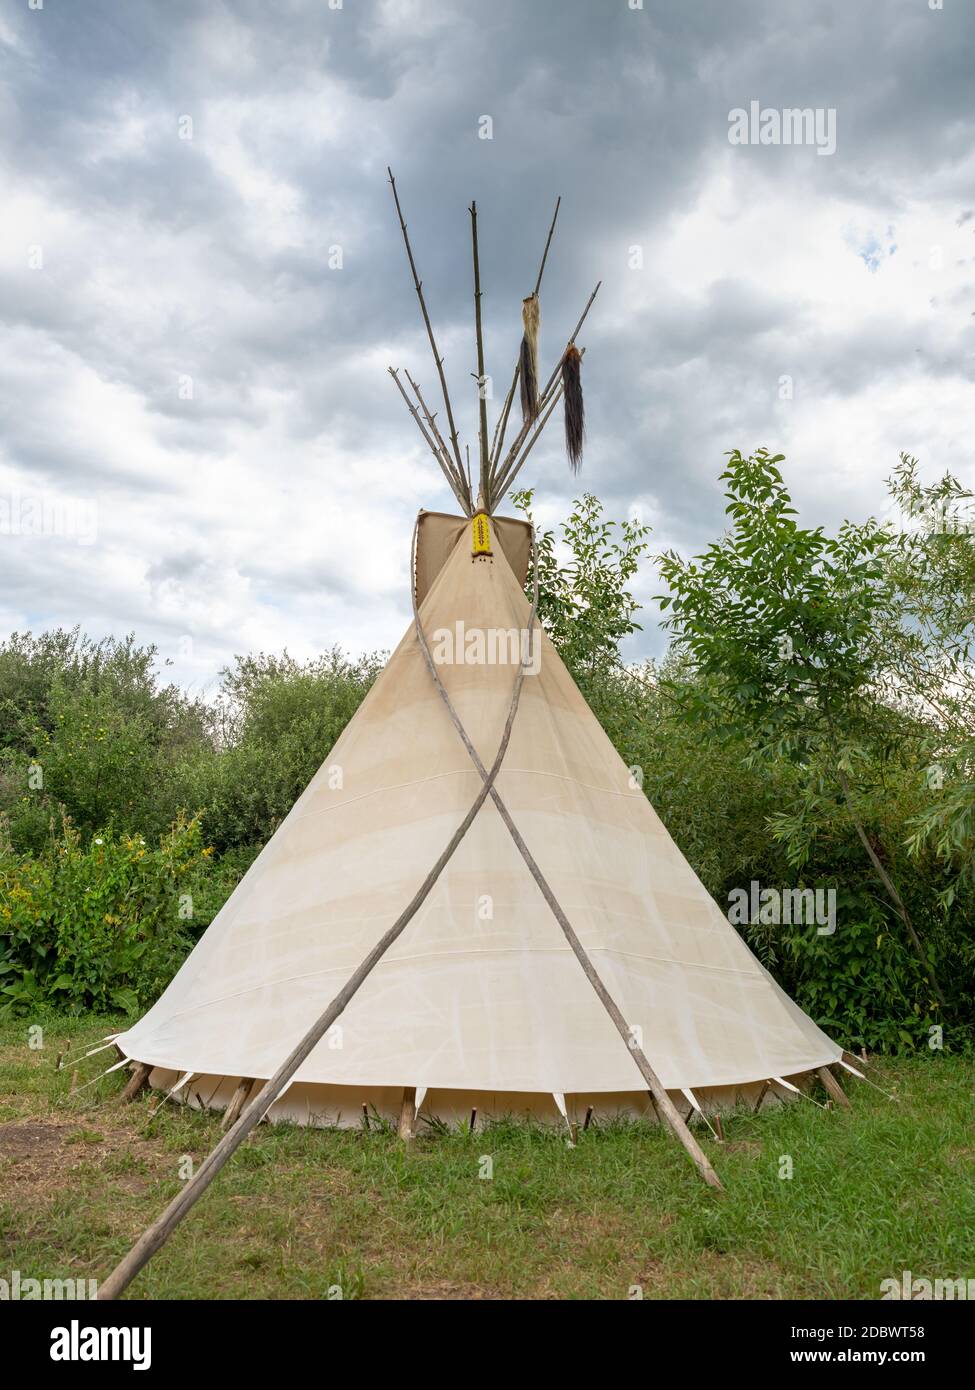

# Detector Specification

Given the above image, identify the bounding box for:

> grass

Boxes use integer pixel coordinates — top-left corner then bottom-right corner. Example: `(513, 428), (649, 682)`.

(0, 1012), (972, 1300)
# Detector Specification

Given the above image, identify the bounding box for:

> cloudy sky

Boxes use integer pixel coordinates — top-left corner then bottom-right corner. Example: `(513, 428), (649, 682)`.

(1, 0), (973, 692)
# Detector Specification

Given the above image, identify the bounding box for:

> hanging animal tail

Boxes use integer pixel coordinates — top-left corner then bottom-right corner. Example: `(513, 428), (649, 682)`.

(519, 293), (540, 424)
(561, 343), (584, 473)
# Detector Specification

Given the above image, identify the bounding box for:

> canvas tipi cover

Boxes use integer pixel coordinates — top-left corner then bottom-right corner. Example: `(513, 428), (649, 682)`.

(117, 515), (841, 1127)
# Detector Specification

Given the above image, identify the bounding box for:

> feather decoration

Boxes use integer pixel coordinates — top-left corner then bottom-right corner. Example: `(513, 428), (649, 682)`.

(519, 293), (540, 424)
(561, 343), (584, 473)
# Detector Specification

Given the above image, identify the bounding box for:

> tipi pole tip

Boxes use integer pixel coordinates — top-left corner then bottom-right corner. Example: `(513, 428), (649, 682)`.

(490, 192), (566, 473)
(469, 196), (491, 507)
(387, 170), (467, 485)
(533, 195), (561, 297)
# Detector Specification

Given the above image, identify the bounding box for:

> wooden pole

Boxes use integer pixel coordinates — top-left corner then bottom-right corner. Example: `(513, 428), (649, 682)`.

(411, 557), (723, 1193)
(490, 197), (561, 474)
(494, 384), (563, 501)
(387, 169), (466, 484)
(469, 201), (491, 509)
(98, 754), (512, 1295)
(404, 369), (472, 512)
(532, 197), (561, 297)
(494, 346), (589, 502)
(464, 445), (474, 506)
(119, 1062), (151, 1104)
(221, 1078), (256, 1131)
(488, 796), (724, 1188)
(817, 1066), (851, 1110)
(388, 367), (469, 513)
(397, 1087), (417, 1141)
(96, 518), (540, 1302)
(489, 282), (600, 499)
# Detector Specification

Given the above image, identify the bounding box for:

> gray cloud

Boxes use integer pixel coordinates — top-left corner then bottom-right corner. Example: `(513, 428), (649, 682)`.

(1, 0), (973, 680)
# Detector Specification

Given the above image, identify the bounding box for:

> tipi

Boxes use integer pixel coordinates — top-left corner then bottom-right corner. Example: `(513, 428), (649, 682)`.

(102, 178), (852, 1295)
(118, 504), (842, 1128)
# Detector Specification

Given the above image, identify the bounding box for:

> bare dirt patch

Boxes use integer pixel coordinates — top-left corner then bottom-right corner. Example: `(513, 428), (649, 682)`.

(0, 1120), (72, 1161)
(0, 1110), (171, 1203)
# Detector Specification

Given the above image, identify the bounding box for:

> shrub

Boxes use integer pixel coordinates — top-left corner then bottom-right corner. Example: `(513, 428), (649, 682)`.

(0, 811), (214, 1016)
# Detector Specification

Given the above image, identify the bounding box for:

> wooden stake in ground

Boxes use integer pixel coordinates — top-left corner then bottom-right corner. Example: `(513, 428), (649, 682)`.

(397, 1087), (417, 1141)
(817, 1066), (851, 1110)
(119, 1062), (151, 1104)
(221, 1078), (256, 1131)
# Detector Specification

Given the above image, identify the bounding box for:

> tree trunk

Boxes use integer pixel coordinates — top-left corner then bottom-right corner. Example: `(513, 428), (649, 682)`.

(835, 766), (946, 1008)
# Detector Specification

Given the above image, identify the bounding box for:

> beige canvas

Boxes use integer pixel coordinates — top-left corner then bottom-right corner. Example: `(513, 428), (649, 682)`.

(414, 509), (532, 605)
(117, 518), (841, 1119)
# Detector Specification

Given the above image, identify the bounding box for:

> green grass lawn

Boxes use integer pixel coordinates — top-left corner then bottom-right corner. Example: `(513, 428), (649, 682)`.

(1, 1013), (972, 1300)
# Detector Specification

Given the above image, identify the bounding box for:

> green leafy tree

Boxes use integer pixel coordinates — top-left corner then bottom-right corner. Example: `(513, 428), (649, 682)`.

(0, 629), (210, 850)
(657, 447), (947, 1010)
(510, 489), (650, 695)
(882, 457), (975, 907)
(179, 647), (383, 851)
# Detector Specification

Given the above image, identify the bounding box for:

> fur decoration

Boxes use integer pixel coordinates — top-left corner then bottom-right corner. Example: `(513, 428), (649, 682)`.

(561, 343), (584, 473)
(519, 293), (540, 424)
